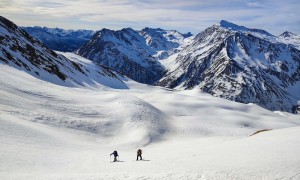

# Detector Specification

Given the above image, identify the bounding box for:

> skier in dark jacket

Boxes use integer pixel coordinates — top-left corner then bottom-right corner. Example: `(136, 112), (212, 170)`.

(136, 149), (142, 161)
(110, 150), (119, 162)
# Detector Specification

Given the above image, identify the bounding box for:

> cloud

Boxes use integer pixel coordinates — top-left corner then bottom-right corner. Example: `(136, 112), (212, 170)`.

(0, 0), (14, 8)
(246, 1), (264, 8)
(1, 0), (299, 35)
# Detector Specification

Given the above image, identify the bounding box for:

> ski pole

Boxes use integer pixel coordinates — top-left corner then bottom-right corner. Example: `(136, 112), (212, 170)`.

(110, 155), (111, 163)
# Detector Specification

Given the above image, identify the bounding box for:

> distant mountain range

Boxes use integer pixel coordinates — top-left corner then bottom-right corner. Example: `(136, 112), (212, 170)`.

(0, 16), (126, 89)
(2, 16), (300, 113)
(22, 26), (94, 52)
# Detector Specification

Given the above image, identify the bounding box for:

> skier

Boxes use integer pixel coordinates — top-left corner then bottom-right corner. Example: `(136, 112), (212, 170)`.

(110, 150), (119, 162)
(136, 149), (142, 161)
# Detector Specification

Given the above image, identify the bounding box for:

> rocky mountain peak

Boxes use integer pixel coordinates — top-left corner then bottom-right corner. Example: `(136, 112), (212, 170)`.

(158, 20), (300, 112)
(280, 31), (298, 38)
(0, 16), (19, 32)
(76, 27), (165, 84)
(217, 20), (247, 31)
(214, 20), (274, 38)
(182, 32), (193, 38)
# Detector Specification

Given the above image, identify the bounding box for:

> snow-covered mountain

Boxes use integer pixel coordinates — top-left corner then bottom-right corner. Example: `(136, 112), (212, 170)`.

(278, 31), (300, 50)
(1, 16), (300, 179)
(3, 15), (300, 113)
(76, 28), (191, 84)
(140, 27), (192, 59)
(22, 26), (94, 52)
(158, 20), (300, 112)
(0, 16), (126, 89)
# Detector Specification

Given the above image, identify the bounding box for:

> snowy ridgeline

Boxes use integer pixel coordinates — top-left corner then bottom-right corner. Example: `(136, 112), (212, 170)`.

(0, 16), (127, 89)
(72, 19), (300, 113)
(75, 27), (192, 84)
(158, 20), (300, 112)
(21, 17), (300, 113)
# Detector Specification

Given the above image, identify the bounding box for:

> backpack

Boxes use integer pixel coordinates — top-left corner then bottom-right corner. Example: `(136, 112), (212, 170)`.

(114, 151), (118, 156)
(137, 149), (142, 155)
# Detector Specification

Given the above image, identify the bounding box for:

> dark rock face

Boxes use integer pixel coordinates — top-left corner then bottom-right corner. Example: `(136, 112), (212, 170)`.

(158, 21), (300, 112)
(182, 32), (193, 38)
(0, 16), (67, 81)
(280, 31), (297, 38)
(293, 104), (300, 114)
(22, 26), (94, 52)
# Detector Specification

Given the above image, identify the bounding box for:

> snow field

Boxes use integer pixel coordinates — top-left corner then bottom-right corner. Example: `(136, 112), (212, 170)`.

(0, 63), (169, 147)
(1, 115), (300, 179)
(1, 53), (300, 179)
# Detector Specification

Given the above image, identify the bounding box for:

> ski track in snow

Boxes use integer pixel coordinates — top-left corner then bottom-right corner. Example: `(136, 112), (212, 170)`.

(1, 53), (300, 179)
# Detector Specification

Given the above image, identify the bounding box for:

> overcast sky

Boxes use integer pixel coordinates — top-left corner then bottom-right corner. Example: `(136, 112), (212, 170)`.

(1, 0), (299, 35)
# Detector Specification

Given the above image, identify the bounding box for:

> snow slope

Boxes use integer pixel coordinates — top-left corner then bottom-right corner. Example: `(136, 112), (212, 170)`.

(1, 54), (300, 179)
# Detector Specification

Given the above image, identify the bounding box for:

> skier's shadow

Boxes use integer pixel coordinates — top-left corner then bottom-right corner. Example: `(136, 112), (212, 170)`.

(110, 161), (125, 163)
(139, 159), (150, 161)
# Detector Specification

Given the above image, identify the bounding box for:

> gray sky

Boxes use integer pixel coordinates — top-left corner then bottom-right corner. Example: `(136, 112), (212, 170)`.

(1, 0), (299, 35)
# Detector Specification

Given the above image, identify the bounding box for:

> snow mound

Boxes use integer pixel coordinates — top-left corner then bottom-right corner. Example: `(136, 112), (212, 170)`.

(109, 97), (169, 146)
(0, 64), (169, 147)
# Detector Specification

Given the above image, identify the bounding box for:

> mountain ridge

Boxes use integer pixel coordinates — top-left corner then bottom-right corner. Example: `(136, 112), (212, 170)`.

(158, 21), (300, 112)
(217, 20), (274, 37)
(0, 16), (127, 89)
(2, 16), (300, 113)
(22, 26), (94, 52)
(76, 27), (191, 84)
